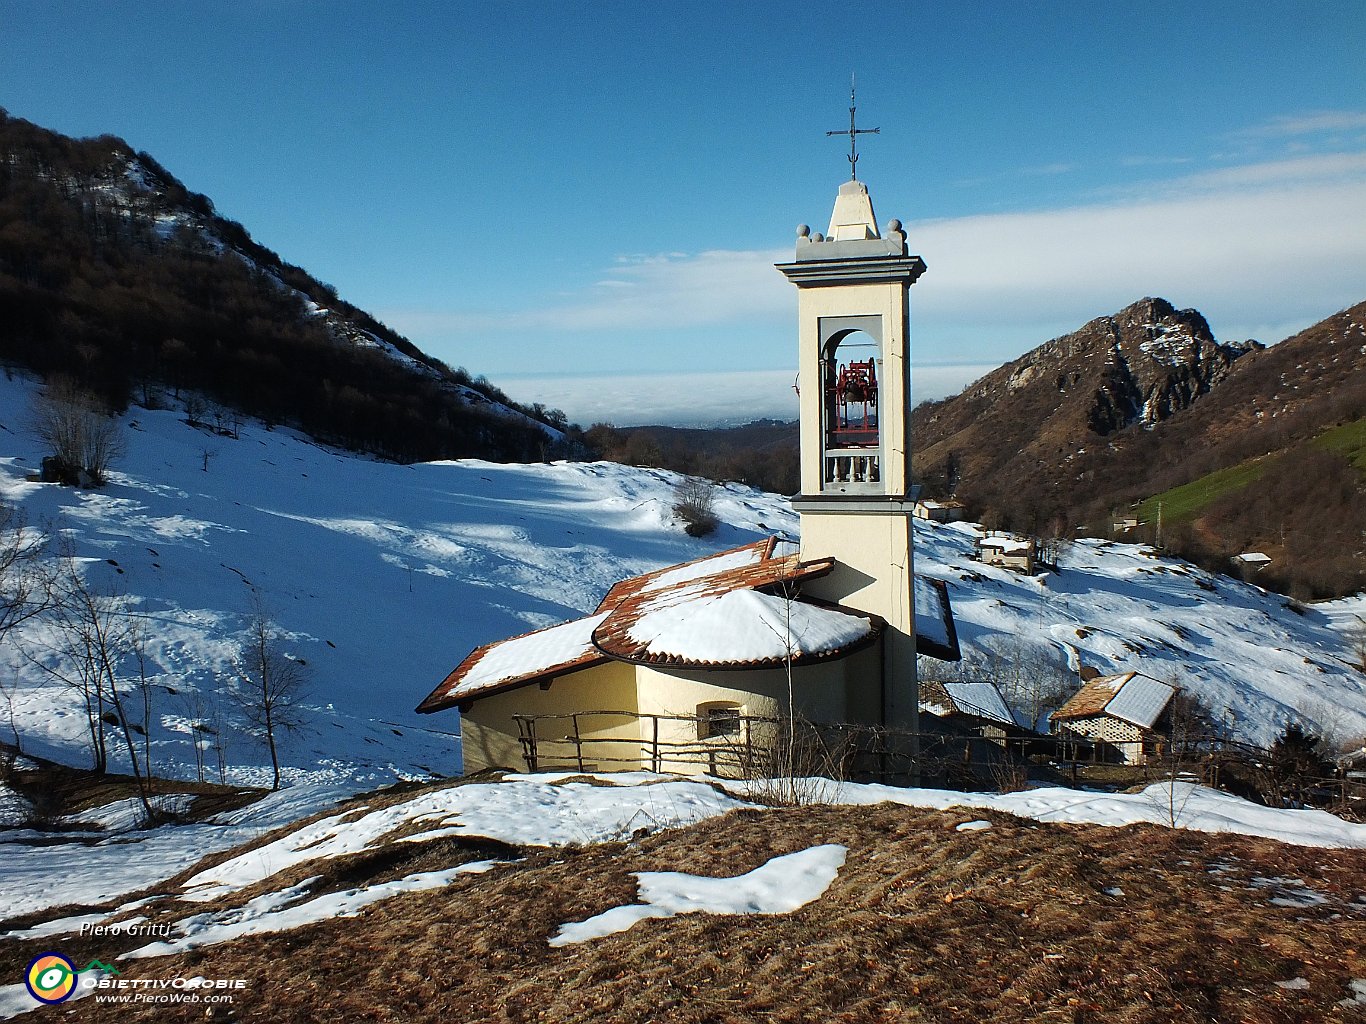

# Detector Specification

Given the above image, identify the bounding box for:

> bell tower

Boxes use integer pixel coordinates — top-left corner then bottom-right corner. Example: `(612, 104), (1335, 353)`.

(775, 178), (926, 727)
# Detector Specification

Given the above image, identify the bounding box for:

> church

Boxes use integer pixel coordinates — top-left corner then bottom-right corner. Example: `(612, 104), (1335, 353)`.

(417, 167), (959, 777)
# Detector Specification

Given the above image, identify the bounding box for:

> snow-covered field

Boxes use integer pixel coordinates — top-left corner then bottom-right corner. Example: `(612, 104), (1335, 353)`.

(0, 371), (1361, 792)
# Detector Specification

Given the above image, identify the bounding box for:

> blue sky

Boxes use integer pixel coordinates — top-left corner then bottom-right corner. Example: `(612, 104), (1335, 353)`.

(3, 1), (1364, 424)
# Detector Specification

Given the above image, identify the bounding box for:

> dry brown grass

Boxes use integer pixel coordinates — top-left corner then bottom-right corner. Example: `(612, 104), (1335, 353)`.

(9, 795), (1362, 1024)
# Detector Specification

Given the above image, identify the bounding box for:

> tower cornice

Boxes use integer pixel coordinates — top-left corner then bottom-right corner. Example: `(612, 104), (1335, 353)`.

(775, 254), (927, 287)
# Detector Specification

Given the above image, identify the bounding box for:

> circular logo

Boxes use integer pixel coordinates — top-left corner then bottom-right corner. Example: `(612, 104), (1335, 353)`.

(25, 952), (77, 1004)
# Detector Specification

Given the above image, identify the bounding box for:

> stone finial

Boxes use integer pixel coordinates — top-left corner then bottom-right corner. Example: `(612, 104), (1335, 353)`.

(885, 217), (906, 250)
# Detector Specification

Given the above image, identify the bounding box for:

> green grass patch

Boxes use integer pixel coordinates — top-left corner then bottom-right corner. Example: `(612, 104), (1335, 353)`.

(1137, 457), (1271, 523)
(1313, 415), (1366, 470)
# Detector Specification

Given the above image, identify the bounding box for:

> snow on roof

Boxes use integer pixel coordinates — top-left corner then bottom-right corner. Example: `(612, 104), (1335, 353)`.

(1103, 674), (1177, 729)
(421, 540), (959, 711)
(595, 538), (777, 611)
(978, 536), (1032, 555)
(1233, 552), (1272, 565)
(417, 612), (611, 711)
(918, 679), (1015, 726)
(638, 545), (769, 594)
(613, 589), (876, 667)
(1051, 672), (1176, 730)
(941, 682), (1016, 727)
(591, 547), (865, 667)
(420, 541), (835, 710)
(914, 576), (959, 660)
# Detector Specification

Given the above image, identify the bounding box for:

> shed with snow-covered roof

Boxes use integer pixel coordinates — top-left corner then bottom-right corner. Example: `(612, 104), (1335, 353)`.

(1049, 672), (1177, 765)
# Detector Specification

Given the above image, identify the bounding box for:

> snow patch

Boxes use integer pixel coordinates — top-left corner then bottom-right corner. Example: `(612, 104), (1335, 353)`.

(549, 844), (846, 946)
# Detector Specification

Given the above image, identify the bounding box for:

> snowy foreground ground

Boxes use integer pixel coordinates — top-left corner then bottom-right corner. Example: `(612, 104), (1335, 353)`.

(1, 770), (1365, 1017)
(0, 371), (1361, 793)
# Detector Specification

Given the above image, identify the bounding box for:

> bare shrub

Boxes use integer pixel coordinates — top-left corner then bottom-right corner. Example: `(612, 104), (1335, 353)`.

(30, 377), (126, 486)
(726, 716), (854, 806)
(672, 476), (719, 537)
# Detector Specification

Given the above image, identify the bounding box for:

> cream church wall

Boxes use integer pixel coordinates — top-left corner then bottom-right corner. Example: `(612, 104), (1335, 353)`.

(459, 660), (639, 774)
(635, 660), (855, 776)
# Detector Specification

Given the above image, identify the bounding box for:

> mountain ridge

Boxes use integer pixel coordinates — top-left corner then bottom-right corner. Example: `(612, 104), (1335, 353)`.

(911, 296), (1366, 597)
(0, 109), (570, 463)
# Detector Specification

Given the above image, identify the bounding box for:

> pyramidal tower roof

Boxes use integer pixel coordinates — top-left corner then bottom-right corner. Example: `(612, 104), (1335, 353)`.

(828, 180), (880, 240)
(789, 178), (910, 264)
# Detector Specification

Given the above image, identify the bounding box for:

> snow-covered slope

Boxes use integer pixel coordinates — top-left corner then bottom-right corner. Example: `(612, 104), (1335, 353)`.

(0, 372), (1361, 791)
(0, 374), (788, 788)
(917, 525), (1366, 744)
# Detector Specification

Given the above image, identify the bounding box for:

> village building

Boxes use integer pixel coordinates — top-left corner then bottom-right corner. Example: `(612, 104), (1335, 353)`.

(918, 679), (1017, 739)
(418, 161), (961, 777)
(917, 678), (1028, 786)
(1049, 671), (1178, 765)
(1111, 515), (1139, 536)
(912, 499), (967, 523)
(975, 534), (1036, 574)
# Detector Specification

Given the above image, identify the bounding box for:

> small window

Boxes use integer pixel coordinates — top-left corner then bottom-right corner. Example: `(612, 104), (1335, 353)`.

(698, 702), (744, 740)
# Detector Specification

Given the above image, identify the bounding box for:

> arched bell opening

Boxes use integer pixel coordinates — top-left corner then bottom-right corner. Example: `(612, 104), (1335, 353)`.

(821, 326), (882, 490)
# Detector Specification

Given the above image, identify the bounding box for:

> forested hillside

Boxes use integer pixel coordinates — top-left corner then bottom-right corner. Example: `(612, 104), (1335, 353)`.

(912, 299), (1366, 599)
(0, 110), (570, 463)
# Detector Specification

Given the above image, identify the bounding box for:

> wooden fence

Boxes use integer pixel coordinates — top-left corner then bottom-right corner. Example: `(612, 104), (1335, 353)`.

(509, 710), (1366, 817)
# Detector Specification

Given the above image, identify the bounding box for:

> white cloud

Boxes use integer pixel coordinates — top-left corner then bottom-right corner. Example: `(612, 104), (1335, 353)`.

(389, 151), (1366, 373)
(1236, 110), (1366, 138)
(910, 175), (1366, 348)
(396, 248), (791, 337)
(494, 363), (996, 428)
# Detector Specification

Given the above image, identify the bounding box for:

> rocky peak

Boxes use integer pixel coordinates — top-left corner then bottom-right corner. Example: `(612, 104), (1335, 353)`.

(1081, 297), (1259, 432)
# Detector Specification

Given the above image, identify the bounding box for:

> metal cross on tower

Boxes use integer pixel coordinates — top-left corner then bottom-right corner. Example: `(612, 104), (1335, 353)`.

(826, 75), (879, 181)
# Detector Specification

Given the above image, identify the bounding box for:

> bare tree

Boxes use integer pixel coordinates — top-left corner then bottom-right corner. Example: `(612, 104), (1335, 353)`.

(30, 377), (126, 486)
(0, 501), (51, 758)
(182, 393), (206, 428)
(129, 617), (156, 781)
(232, 591), (310, 790)
(31, 548), (154, 817)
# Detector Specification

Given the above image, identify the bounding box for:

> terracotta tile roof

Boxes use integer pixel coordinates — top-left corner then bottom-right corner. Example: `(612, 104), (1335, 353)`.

(593, 538), (779, 611)
(1051, 673), (1131, 722)
(417, 540), (830, 713)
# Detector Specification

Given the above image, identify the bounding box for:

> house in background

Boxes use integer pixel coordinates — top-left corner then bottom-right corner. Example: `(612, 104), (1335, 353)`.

(418, 167), (963, 778)
(912, 499), (967, 524)
(1111, 515), (1140, 536)
(1049, 672), (1177, 765)
(976, 534), (1036, 574)
(1232, 551), (1272, 575)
